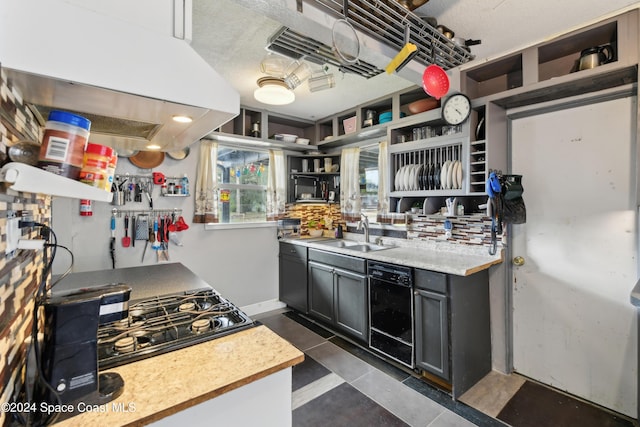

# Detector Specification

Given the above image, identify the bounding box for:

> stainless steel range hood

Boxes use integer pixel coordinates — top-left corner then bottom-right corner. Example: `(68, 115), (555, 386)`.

(0, 0), (239, 153)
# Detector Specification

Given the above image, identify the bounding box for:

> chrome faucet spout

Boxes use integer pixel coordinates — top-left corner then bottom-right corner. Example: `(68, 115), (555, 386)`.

(357, 213), (370, 243)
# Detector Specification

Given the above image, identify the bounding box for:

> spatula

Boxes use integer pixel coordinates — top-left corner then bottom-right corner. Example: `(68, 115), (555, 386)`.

(122, 214), (131, 247)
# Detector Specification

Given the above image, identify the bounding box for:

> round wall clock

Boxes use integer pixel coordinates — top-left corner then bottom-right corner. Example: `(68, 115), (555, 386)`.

(441, 93), (471, 125)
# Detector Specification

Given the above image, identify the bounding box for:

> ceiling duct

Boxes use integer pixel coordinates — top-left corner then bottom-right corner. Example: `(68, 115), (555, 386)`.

(311, 0), (474, 70)
(267, 27), (384, 79)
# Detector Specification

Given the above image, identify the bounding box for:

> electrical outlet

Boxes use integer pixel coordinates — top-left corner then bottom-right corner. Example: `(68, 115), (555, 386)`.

(6, 217), (20, 254)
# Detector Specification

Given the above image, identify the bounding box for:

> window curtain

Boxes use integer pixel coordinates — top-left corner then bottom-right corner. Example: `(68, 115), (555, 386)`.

(377, 141), (390, 216)
(267, 149), (286, 220)
(339, 147), (361, 222)
(193, 141), (218, 223)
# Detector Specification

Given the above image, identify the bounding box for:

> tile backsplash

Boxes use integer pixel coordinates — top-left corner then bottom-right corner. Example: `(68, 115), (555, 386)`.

(0, 68), (51, 427)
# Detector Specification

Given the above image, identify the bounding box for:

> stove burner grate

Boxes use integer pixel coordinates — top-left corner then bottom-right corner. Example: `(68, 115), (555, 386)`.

(97, 288), (253, 368)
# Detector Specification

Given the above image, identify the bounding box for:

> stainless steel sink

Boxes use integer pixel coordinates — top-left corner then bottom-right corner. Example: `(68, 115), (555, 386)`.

(316, 240), (392, 252)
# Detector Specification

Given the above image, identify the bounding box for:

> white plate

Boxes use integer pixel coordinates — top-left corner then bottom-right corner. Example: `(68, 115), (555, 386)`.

(398, 166), (408, 191)
(394, 167), (402, 191)
(409, 164), (417, 190)
(441, 160), (451, 190)
(450, 161), (458, 189)
(404, 165), (413, 191)
(456, 161), (463, 189)
(448, 160), (456, 189)
(452, 161), (460, 189)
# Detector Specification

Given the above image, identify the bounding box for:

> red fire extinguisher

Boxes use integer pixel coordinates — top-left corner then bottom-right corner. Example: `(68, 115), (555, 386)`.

(80, 199), (92, 216)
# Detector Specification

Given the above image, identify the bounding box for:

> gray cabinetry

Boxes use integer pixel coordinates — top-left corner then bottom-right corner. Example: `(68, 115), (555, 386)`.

(308, 249), (368, 343)
(414, 268), (491, 399)
(279, 242), (308, 313)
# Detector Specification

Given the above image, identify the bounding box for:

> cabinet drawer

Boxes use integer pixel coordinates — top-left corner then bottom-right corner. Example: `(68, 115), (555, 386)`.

(308, 249), (366, 274)
(279, 242), (307, 261)
(415, 268), (447, 293)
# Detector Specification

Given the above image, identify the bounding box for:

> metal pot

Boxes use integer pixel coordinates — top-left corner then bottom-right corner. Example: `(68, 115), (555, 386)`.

(578, 45), (614, 70)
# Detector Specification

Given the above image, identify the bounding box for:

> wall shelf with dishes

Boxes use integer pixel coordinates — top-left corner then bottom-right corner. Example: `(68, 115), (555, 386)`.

(211, 106), (318, 152)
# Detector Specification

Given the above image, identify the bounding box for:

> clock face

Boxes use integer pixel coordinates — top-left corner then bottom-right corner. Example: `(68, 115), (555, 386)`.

(442, 94), (471, 125)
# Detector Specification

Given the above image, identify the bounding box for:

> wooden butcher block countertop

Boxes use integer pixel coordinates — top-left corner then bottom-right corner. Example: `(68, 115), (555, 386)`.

(56, 325), (304, 427)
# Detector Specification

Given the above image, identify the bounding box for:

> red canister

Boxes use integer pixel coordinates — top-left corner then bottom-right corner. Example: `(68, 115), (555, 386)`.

(78, 143), (113, 190)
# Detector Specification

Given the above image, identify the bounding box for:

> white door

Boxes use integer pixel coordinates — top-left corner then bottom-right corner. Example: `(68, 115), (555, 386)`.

(510, 95), (637, 417)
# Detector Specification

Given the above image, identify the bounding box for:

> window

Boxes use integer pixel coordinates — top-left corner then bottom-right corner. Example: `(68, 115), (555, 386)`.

(216, 146), (270, 223)
(360, 146), (379, 221)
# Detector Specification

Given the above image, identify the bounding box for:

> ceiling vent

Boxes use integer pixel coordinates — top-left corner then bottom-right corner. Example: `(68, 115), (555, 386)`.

(267, 27), (384, 79)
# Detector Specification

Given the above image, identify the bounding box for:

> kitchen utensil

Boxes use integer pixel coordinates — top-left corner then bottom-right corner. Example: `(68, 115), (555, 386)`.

(332, 18), (359, 64)
(422, 64), (450, 99)
(131, 215), (136, 247)
(129, 151), (165, 169)
(407, 98), (439, 114)
(167, 146), (190, 160)
(110, 213), (116, 268)
(578, 45), (614, 70)
(122, 214), (131, 247)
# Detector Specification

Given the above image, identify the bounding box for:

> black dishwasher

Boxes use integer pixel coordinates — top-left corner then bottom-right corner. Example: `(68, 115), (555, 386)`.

(368, 260), (414, 368)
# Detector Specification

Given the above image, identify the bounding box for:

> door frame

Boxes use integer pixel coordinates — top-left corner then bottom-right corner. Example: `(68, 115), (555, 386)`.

(503, 84), (639, 373)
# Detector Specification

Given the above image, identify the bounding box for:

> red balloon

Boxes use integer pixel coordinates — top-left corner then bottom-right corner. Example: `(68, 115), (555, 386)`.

(422, 65), (450, 99)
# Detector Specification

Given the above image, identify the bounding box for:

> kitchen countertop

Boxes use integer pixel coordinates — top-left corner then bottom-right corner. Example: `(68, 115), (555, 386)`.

(282, 235), (503, 276)
(52, 263), (212, 300)
(56, 325), (304, 427)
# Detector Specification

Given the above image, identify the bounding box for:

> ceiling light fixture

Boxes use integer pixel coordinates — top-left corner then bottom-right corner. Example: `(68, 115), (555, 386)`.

(254, 77), (295, 105)
(172, 115), (193, 123)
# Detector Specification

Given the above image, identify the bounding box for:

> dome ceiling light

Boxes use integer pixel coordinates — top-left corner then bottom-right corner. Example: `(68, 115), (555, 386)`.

(253, 77), (295, 105)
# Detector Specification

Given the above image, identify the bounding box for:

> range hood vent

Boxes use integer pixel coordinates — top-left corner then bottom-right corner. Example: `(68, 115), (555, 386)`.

(267, 27), (384, 79)
(311, 0), (474, 70)
(0, 0), (240, 153)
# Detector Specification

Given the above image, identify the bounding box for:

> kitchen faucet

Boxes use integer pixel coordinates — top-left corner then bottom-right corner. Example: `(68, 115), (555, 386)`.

(357, 213), (370, 243)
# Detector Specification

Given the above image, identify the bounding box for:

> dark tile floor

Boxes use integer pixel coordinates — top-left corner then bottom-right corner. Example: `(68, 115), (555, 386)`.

(256, 309), (637, 427)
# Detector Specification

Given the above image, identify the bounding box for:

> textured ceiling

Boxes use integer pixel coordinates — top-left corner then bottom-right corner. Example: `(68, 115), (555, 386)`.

(191, 0), (639, 122)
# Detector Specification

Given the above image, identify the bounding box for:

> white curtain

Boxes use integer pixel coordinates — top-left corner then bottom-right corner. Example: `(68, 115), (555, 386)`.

(267, 149), (286, 220)
(193, 141), (218, 223)
(377, 141), (389, 216)
(339, 147), (361, 222)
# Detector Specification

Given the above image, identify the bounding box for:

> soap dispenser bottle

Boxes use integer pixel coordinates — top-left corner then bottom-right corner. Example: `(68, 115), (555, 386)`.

(335, 225), (343, 238)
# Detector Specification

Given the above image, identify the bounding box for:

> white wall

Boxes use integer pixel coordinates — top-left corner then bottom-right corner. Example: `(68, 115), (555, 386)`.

(51, 142), (280, 308)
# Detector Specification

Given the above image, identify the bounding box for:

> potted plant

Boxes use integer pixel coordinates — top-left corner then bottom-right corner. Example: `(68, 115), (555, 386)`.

(307, 219), (324, 237)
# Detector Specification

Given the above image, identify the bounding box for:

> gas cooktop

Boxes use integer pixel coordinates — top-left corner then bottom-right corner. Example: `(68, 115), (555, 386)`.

(97, 288), (253, 369)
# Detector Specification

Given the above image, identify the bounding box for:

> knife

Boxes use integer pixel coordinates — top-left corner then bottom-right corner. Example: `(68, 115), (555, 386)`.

(110, 213), (116, 268)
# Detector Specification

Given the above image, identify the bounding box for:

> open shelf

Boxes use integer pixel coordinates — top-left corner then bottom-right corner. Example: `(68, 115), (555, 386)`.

(0, 162), (113, 202)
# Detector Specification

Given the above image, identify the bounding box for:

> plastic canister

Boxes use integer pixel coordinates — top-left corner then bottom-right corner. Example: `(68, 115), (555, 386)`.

(37, 110), (91, 179)
(104, 151), (118, 191)
(78, 143), (113, 190)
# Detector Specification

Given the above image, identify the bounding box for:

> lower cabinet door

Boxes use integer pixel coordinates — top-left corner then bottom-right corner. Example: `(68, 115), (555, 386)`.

(308, 261), (335, 323)
(334, 268), (367, 342)
(414, 289), (450, 380)
(279, 255), (308, 313)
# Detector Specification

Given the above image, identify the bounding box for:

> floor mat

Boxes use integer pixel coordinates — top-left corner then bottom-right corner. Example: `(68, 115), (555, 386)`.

(497, 381), (634, 427)
(293, 382), (408, 427)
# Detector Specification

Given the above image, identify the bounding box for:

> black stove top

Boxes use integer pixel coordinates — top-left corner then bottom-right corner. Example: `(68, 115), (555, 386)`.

(97, 288), (253, 369)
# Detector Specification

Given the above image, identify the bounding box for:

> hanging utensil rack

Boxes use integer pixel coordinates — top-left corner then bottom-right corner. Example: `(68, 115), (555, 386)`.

(311, 0), (474, 69)
(111, 208), (182, 218)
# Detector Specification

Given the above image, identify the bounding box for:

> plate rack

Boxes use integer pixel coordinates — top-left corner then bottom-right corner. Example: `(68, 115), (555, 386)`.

(391, 141), (465, 194)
